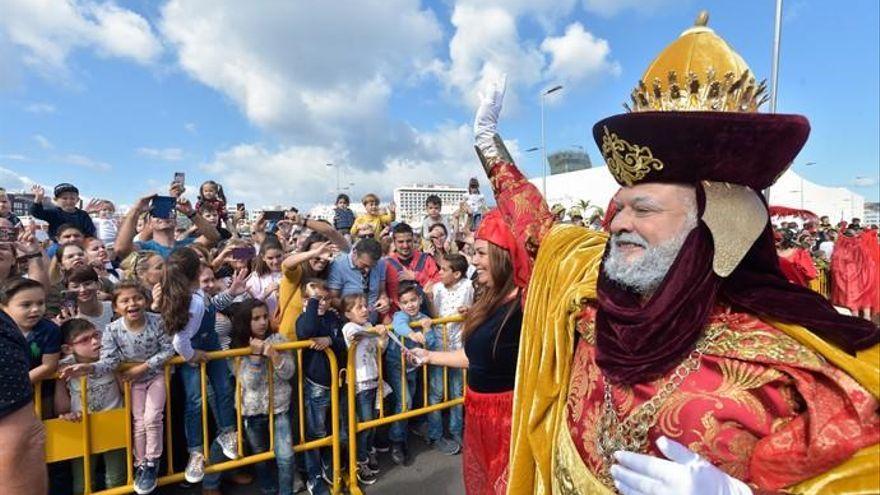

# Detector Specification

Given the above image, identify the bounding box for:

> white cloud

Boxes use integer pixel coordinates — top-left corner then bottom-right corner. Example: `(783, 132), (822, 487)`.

(0, 0), (162, 76)
(33, 134), (53, 149)
(137, 147), (184, 161)
(200, 124), (490, 209)
(25, 102), (56, 114)
(0, 153), (28, 161)
(184, 122), (197, 133)
(541, 23), (621, 84)
(0, 166), (36, 190)
(852, 176), (878, 187)
(62, 153), (111, 171)
(160, 0), (442, 161)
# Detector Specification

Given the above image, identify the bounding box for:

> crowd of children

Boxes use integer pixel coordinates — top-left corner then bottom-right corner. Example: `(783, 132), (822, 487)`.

(0, 175), (484, 495)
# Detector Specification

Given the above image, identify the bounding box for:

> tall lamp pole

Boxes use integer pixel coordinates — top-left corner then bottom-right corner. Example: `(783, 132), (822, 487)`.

(325, 163), (340, 196)
(765, 0), (784, 202)
(541, 85), (563, 198)
(799, 161), (815, 210)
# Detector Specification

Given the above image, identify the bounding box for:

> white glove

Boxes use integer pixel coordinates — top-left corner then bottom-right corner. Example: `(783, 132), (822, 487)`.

(473, 74), (507, 156)
(611, 436), (753, 495)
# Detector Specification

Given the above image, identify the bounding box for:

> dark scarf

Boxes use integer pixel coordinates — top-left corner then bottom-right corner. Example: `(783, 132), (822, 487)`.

(595, 187), (879, 385)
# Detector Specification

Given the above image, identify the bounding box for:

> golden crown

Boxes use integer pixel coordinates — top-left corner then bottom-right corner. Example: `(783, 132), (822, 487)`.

(625, 11), (768, 113)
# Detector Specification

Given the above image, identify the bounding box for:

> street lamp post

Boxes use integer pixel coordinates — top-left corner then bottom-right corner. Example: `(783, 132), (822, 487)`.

(799, 161), (815, 210)
(325, 163), (340, 196)
(541, 85), (563, 198)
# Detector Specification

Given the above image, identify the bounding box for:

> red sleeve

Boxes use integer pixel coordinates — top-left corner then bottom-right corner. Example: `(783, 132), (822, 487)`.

(417, 255), (441, 286)
(487, 160), (556, 268)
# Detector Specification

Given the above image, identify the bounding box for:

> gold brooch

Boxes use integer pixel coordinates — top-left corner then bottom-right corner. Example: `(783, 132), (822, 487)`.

(600, 126), (664, 186)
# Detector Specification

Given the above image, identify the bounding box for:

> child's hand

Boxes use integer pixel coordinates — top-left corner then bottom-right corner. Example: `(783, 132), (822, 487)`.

(261, 281), (279, 300)
(249, 338), (265, 356)
(372, 324), (387, 337)
(59, 363), (94, 380)
(31, 185), (45, 203)
(52, 307), (76, 326)
(190, 350), (208, 363)
(419, 319), (433, 331)
(227, 268), (249, 297)
(373, 294), (390, 314)
(151, 283), (162, 310)
(263, 344), (278, 360)
(176, 198), (194, 216)
(310, 337), (331, 351)
(408, 331), (426, 346)
(59, 411), (83, 423)
(121, 363), (149, 383)
(169, 182), (185, 198)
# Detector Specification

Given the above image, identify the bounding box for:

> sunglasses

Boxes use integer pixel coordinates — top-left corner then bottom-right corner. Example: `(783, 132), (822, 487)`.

(70, 332), (102, 346)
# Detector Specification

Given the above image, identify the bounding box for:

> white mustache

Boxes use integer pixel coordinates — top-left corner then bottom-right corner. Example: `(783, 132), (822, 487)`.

(612, 231), (648, 249)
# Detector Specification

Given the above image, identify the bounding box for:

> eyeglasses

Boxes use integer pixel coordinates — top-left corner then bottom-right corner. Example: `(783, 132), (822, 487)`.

(71, 332), (101, 345)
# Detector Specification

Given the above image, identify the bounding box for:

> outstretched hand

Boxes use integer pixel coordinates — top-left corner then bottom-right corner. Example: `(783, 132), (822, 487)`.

(473, 74), (508, 155)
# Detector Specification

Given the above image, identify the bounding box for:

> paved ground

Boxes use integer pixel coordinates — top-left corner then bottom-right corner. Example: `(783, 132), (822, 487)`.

(161, 437), (465, 495)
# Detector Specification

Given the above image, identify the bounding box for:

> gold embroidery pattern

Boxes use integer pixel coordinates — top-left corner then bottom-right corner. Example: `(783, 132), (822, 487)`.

(702, 326), (825, 369)
(690, 413), (758, 481)
(600, 126), (665, 186)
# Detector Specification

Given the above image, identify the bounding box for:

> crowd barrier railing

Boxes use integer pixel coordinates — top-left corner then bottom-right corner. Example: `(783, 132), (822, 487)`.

(39, 340), (342, 495)
(345, 315), (466, 495)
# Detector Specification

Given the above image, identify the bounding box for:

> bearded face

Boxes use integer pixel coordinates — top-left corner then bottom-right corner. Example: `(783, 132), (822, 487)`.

(602, 183), (698, 295)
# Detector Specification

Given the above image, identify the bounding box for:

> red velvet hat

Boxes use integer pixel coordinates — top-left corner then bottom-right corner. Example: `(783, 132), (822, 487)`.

(593, 11), (810, 192)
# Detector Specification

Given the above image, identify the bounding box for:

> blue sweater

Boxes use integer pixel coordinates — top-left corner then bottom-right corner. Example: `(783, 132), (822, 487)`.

(296, 298), (347, 387)
(29, 202), (96, 239)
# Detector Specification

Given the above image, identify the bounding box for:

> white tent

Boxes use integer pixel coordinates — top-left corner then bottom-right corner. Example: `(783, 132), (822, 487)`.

(528, 167), (865, 221)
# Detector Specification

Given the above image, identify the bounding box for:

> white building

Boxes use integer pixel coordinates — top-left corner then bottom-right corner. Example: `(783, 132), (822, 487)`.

(393, 184), (468, 227)
(528, 167), (865, 222)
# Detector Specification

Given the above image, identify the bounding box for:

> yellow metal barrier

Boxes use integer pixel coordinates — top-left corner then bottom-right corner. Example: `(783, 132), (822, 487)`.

(41, 340), (342, 495)
(346, 315), (466, 495)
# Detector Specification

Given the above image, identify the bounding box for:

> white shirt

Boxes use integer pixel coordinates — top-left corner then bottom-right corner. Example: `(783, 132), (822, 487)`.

(62, 355), (123, 414)
(79, 301), (114, 333)
(246, 271), (283, 317)
(93, 217), (118, 246)
(342, 322), (380, 392)
(465, 193), (486, 214)
(819, 240), (834, 259)
(430, 278), (474, 350)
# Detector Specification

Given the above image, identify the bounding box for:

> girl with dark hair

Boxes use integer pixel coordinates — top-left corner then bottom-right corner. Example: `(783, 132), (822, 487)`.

(246, 240), (284, 316)
(159, 248), (239, 489)
(231, 300), (297, 495)
(409, 210), (524, 494)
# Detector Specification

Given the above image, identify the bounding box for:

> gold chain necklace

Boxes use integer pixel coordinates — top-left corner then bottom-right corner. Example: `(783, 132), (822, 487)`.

(594, 326), (722, 488)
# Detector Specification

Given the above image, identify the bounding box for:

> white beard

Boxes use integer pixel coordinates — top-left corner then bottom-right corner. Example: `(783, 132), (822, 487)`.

(602, 226), (694, 295)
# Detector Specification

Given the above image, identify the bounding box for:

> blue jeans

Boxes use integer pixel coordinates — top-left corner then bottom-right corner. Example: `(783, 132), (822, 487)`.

(354, 388), (377, 462)
(179, 360), (237, 452)
(384, 354), (417, 444)
(243, 413), (295, 495)
(303, 380), (347, 488)
(427, 366), (463, 441)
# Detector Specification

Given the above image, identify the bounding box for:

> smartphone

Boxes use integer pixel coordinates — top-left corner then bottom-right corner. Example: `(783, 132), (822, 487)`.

(61, 290), (78, 312)
(231, 246), (256, 261)
(173, 172), (186, 185)
(236, 203), (245, 211)
(262, 210), (284, 222)
(0, 225), (17, 242)
(150, 196), (177, 219)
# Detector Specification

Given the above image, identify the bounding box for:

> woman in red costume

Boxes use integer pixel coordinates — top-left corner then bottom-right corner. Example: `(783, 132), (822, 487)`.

(832, 228), (880, 319)
(776, 231), (818, 287)
(410, 207), (542, 494)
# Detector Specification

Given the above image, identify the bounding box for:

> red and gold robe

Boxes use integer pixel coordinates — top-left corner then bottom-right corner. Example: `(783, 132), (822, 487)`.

(480, 158), (880, 494)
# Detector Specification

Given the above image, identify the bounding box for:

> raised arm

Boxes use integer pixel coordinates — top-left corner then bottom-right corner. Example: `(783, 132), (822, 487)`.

(473, 76), (555, 270)
(115, 195), (153, 259)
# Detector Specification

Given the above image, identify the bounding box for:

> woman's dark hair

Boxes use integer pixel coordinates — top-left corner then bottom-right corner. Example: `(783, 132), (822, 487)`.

(56, 224), (84, 237)
(462, 242), (516, 340)
(0, 277), (45, 305)
(231, 299), (272, 348)
(66, 265), (99, 285)
(160, 248), (201, 334)
(252, 240), (283, 277)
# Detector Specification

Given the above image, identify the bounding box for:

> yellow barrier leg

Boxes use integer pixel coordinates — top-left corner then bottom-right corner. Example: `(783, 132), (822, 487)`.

(81, 377), (92, 494)
(124, 381), (133, 485)
(347, 342), (362, 495)
(163, 365), (174, 475)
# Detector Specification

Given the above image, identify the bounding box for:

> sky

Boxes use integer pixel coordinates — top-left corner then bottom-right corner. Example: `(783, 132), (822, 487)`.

(1, 0), (878, 210)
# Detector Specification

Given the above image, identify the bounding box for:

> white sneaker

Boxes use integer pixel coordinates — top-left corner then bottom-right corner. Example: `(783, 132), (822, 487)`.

(217, 430), (239, 460)
(184, 452), (205, 483)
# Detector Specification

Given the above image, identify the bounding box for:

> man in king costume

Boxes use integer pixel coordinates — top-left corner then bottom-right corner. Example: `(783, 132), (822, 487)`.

(471, 12), (880, 495)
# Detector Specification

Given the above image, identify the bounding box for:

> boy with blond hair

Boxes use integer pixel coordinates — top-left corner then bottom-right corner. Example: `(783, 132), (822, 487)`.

(350, 193), (394, 238)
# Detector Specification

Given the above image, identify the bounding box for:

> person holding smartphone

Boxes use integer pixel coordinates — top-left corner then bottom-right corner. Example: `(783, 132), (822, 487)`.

(115, 191), (221, 260)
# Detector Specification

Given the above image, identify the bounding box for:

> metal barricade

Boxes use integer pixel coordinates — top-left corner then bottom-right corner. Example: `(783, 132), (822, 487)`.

(41, 340), (342, 495)
(345, 315), (466, 495)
